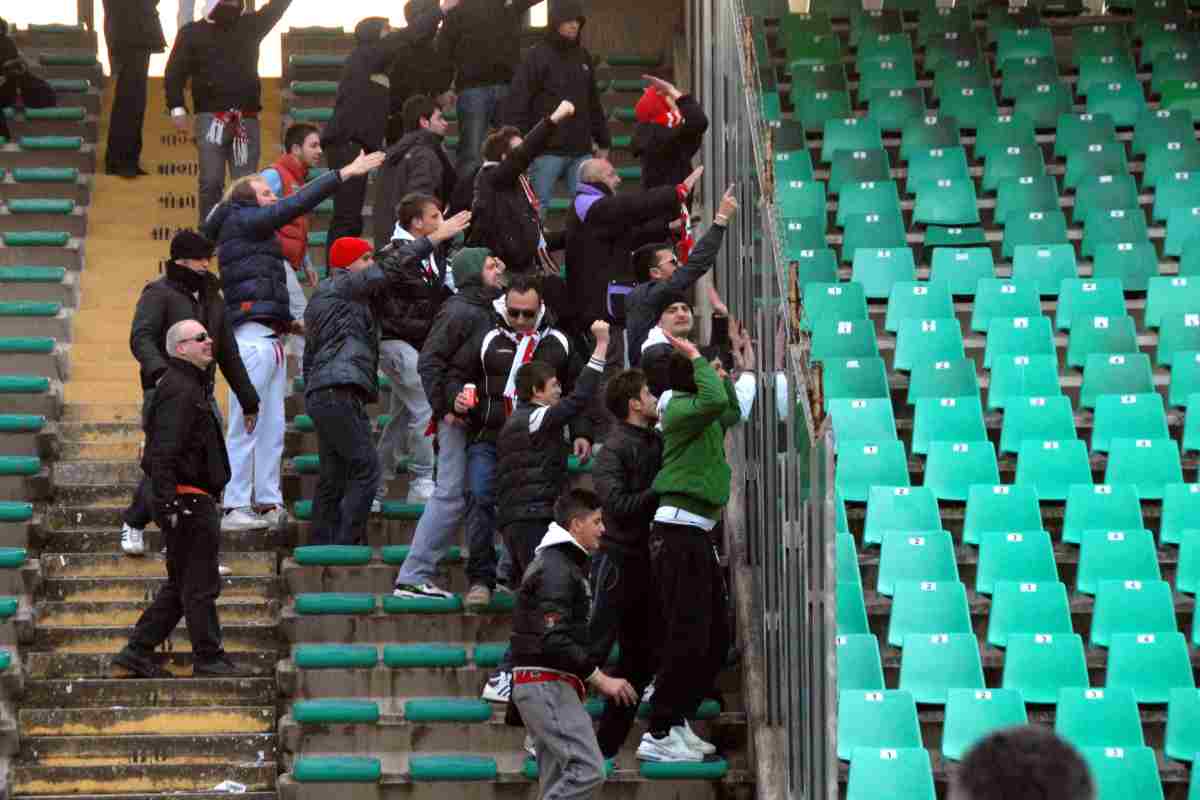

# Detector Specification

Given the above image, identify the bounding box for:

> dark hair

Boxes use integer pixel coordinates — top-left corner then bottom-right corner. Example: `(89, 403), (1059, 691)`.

(955, 726), (1095, 800)
(403, 94), (439, 134)
(516, 361), (556, 402)
(284, 122), (320, 154)
(396, 192), (440, 228)
(632, 241), (675, 283)
(231, 179), (259, 206)
(554, 488), (601, 529)
(483, 125), (524, 163)
(666, 350), (699, 394)
(506, 272), (542, 301)
(403, 0), (435, 24)
(606, 368), (648, 420)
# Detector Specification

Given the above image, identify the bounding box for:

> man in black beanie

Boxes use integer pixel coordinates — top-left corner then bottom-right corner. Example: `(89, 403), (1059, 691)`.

(123, 230), (259, 557)
(639, 289), (730, 398)
(0, 19), (57, 143)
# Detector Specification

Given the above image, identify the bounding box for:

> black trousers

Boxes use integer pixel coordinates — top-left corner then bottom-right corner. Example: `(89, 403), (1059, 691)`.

(325, 140), (370, 262)
(128, 493), (224, 661)
(646, 522), (730, 734)
(105, 48), (152, 170)
(308, 387), (381, 546)
(497, 517), (554, 673)
(589, 547), (659, 758)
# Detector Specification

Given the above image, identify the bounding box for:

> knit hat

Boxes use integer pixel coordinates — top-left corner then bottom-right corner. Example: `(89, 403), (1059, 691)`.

(329, 237), (373, 269)
(452, 247), (491, 286)
(203, 0), (241, 18)
(635, 87), (671, 124)
(550, 0), (586, 26)
(170, 230), (215, 261)
(654, 290), (692, 322)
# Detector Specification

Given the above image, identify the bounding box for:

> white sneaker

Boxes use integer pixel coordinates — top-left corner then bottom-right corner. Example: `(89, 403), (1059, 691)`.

(120, 524), (145, 556)
(259, 506), (287, 528)
(637, 727), (703, 762)
(406, 477), (435, 504)
(641, 682), (656, 704)
(371, 499), (382, 513)
(523, 734), (537, 759)
(221, 508), (268, 531)
(218, 564), (232, 576)
(392, 582), (454, 599)
(481, 670), (512, 703)
(680, 720), (716, 755)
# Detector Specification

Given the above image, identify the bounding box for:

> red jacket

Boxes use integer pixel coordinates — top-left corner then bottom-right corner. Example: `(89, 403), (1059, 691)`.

(270, 153), (309, 269)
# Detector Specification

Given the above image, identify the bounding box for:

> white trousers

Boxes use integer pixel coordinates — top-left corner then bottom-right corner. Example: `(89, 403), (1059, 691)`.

(225, 322), (286, 509)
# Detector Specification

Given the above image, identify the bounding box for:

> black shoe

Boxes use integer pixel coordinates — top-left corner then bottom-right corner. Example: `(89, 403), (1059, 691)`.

(112, 647), (173, 679)
(193, 656), (241, 676)
(104, 164), (142, 179)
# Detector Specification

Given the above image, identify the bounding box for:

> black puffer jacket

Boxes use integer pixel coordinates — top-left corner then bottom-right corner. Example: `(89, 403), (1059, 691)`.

(503, 1), (610, 157)
(384, 128), (457, 206)
(373, 233), (453, 348)
(303, 236), (437, 402)
(417, 270), (502, 420)
(511, 524), (597, 680)
(632, 94), (708, 191)
(496, 361), (603, 528)
(593, 421), (662, 558)
(129, 262), (259, 414)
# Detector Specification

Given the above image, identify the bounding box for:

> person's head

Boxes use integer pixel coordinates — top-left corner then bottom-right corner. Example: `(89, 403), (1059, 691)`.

(226, 173), (276, 207)
(404, 0), (435, 24)
(606, 368), (658, 425)
(397, 193), (443, 237)
(516, 361), (559, 405)
(452, 247), (505, 289)
(632, 242), (678, 283)
(284, 123), (322, 168)
(205, 0), (244, 26)
(482, 125), (524, 163)
(952, 726), (1095, 800)
(579, 158), (620, 192)
(353, 16), (391, 43)
(169, 230), (215, 273)
(635, 85), (679, 123)
(329, 237), (375, 272)
(655, 291), (694, 337)
(403, 94), (447, 137)
(504, 273), (542, 334)
(554, 488), (604, 552)
(550, 0), (585, 42)
(665, 350), (699, 394)
(166, 319), (213, 368)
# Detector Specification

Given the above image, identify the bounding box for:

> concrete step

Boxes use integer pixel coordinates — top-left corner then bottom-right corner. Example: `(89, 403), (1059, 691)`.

(0, 242), (84, 273)
(19, 705), (275, 737)
(23, 676), (275, 708)
(282, 609), (511, 645)
(0, 308), (72, 341)
(20, 732), (276, 766)
(57, 440), (139, 460)
(34, 525), (284, 554)
(283, 559), (471, 595)
(36, 599), (278, 626)
(52, 480), (142, 506)
(41, 575), (278, 604)
(39, 551), (276, 579)
(32, 621), (281, 654)
(53, 459), (146, 485)
(25, 650), (278, 679)
(60, 403), (141, 423)
(0, 207), (89, 237)
(2, 346), (70, 381)
(290, 519), (419, 549)
(55, 421), (141, 443)
(12, 761), (276, 795)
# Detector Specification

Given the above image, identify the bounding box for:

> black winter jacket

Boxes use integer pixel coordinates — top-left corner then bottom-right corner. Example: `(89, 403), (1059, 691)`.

(130, 263), (259, 414)
(632, 94), (708, 192)
(203, 170), (342, 328)
(593, 421), (663, 558)
(625, 223), (727, 366)
(321, 9), (445, 153)
(384, 128), (457, 207)
(418, 273), (502, 420)
(164, 0), (292, 113)
(304, 236), (437, 402)
(102, 0), (166, 53)
(511, 528), (597, 680)
(503, 20), (610, 156)
(562, 181), (683, 334)
(143, 358), (232, 520)
(386, 26), (453, 141)
(496, 360), (603, 528)
(440, 0), (542, 91)
(374, 233), (453, 348)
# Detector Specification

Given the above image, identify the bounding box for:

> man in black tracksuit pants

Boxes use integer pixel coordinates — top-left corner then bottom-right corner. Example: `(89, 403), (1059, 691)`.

(588, 368), (664, 759)
(114, 319), (236, 678)
(101, 0), (165, 177)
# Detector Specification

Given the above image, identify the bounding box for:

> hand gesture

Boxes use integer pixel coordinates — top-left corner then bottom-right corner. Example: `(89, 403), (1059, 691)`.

(665, 331), (700, 361)
(590, 319), (611, 343)
(592, 671), (639, 706)
(573, 437), (592, 464)
(682, 165), (704, 194)
(341, 150), (386, 180)
(453, 389), (474, 415)
(431, 210), (472, 243)
(551, 100), (576, 123)
(717, 184), (738, 221)
(641, 74), (681, 100)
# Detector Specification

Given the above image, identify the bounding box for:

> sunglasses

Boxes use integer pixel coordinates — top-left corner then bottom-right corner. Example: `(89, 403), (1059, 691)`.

(186, 332), (210, 343)
(508, 308), (538, 320)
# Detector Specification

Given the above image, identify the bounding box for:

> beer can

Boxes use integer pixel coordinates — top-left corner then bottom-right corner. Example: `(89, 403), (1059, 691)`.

(463, 383), (478, 408)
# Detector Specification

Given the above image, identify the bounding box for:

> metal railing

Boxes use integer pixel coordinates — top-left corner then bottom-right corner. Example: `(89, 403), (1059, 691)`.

(685, 0), (836, 797)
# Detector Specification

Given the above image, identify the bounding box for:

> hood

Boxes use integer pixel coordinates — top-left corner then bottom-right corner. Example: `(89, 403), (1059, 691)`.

(535, 521), (590, 557)
(492, 294), (552, 333)
(573, 182), (609, 223)
(451, 247), (490, 289)
(641, 324), (668, 352)
(390, 224), (417, 243)
(547, 0), (586, 48)
(354, 17), (389, 43)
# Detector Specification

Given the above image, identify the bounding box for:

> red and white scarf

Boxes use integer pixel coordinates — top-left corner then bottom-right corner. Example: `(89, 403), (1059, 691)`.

(206, 110), (250, 167)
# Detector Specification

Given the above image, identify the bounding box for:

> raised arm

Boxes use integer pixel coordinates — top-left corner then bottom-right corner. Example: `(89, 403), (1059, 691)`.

(252, 0), (296, 40)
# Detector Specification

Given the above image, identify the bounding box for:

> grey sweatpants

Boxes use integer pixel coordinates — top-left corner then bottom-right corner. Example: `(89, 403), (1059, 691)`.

(512, 679), (606, 799)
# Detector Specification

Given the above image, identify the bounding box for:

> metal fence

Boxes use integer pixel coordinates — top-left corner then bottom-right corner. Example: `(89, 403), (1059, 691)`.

(685, 0), (837, 797)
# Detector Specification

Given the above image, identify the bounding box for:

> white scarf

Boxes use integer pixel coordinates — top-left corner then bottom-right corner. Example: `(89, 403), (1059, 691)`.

(492, 296), (549, 407)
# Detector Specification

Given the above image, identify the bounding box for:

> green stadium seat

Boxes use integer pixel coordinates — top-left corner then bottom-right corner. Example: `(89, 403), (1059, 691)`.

(1002, 210), (1069, 260)
(1079, 747), (1164, 799)
(1166, 206), (1200, 258)
(294, 545), (373, 566)
(1015, 439), (1093, 500)
(837, 634), (884, 691)
(1067, 315), (1138, 369)
(1141, 22), (1196, 65)
(294, 644), (379, 669)
(775, 149), (815, 183)
(839, 581), (870, 635)
(878, 530), (959, 596)
(1062, 483), (1146, 545)
(294, 699), (381, 724)
(925, 33), (982, 74)
(785, 30), (842, 67)
(1173, 353), (1200, 408)
(1082, 208), (1149, 260)
(290, 80), (338, 96)
(900, 115), (961, 161)
(1002, 633), (1090, 703)
(1056, 687), (1145, 749)
(1185, 394), (1200, 452)
(289, 107), (333, 123)
(404, 698), (492, 722)
(988, 581), (1073, 648)
(800, 282), (867, 331)
(894, 318), (964, 374)
(997, 27), (1055, 63)
(409, 754), (497, 781)
(974, 114), (1037, 162)
(970, 279), (1042, 333)
(1064, 143), (1129, 192)
(1105, 438), (1183, 499)
(790, 62), (846, 94)
(836, 690), (922, 760)
(1077, 56), (1139, 97)
(850, 247), (915, 299)
(839, 533), (862, 587)
(837, 181), (901, 227)
(940, 86), (999, 129)
(1107, 632), (1196, 703)
(963, 484), (1044, 546)
(1013, 82), (1076, 129)
(942, 689), (1029, 760)
(908, 357), (980, 404)
(976, 529), (1058, 595)
(1148, 276), (1200, 329)
(1001, 56), (1060, 100)
(841, 212), (907, 263)
(10, 168), (78, 184)
(905, 146), (970, 195)
(1163, 483), (1200, 546)
(1160, 79), (1200, 115)
(829, 398), (898, 446)
(988, 354), (1063, 411)
(776, 179), (826, 221)
(851, 9), (902, 45)
(868, 88), (926, 132)
(1093, 393), (1169, 452)
(1073, 24), (1130, 65)
(382, 644), (468, 668)
(912, 396), (985, 455)
(1081, 353), (1154, 409)
(794, 89), (852, 132)
(1091, 579), (1177, 647)
(7, 199), (74, 215)
(913, 178), (979, 226)
(1158, 313), (1200, 366)
(1167, 688), (1200, 763)
(1151, 52), (1200, 96)
(293, 756), (381, 783)
(811, 319), (880, 363)
(887, 580), (972, 647)
(3, 232), (69, 247)
(1152, 171), (1197, 223)
(885, 281), (954, 333)
(846, 747), (935, 800)
(1056, 112), (1119, 161)
(983, 315), (1055, 367)
(995, 176), (1060, 226)
(1091, 242), (1158, 293)
(929, 248), (994, 296)
(999, 396), (1076, 454)
(1134, 108), (1194, 156)
(792, 248), (839, 286)
(864, 485), (941, 546)
(899, 632), (984, 704)
(1086, 81), (1147, 126)
(294, 593), (376, 615)
(1056, 280), (1128, 332)
(1011, 245), (1077, 296)
(782, 217), (828, 253)
(858, 59), (918, 98)
(857, 31), (914, 66)
(1145, 140), (1200, 191)
(924, 226), (987, 249)
(837, 440), (911, 503)
(823, 357), (890, 411)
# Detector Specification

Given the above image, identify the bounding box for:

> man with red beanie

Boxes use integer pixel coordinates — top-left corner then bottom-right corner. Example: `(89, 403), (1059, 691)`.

(302, 217), (470, 546)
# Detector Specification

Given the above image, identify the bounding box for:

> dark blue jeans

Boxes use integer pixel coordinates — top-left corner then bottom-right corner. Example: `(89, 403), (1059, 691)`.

(465, 441), (499, 587)
(307, 387), (381, 546)
(456, 85), (509, 177)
